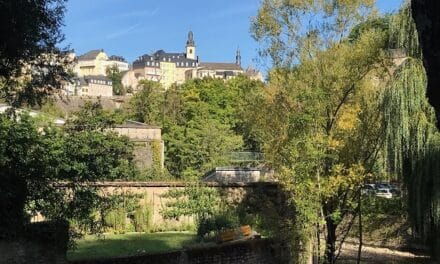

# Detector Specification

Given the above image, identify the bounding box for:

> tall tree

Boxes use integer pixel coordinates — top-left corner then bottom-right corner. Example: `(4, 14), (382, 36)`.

(383, 4), (440, 258)
(0, 0), (71, 237)
(106, 65), (124, 95)
(127, 80), (164, 125)
(251, 1), (388, 263)
(0, 0), (70, 107)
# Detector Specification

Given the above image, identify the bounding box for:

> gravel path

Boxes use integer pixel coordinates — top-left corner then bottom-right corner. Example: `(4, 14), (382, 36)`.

(338, 243), (434, 264)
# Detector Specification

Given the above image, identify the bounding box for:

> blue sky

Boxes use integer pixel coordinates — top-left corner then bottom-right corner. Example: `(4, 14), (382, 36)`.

(62, 0), (403, 70)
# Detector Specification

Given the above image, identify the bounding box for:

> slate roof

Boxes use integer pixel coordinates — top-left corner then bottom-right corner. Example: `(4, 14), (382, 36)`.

(108, 55), (126, 62)
(133, 49), (198, 69)
(198, 62), (243, 71)
(84, 75), (112, 82)
(77, 50), (104, 61)
(115, 120), (160, 129)
(74, 75), (112, 86)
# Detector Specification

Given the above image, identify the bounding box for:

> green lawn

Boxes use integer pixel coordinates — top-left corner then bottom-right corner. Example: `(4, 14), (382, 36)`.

(67, 232), (197, 261)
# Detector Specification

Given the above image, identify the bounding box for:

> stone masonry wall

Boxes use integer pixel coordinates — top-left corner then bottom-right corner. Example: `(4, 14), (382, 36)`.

(79, 182), (278, 227)
(69, 238), (276, 264)
(0, 220), (69, 264)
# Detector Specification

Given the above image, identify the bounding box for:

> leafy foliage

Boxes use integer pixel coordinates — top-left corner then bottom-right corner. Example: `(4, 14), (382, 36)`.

(0, 0), (71, 107)
(251, 1), (389, 262)
(197, 210), (239, 239)
(0, 102), (136, 237)
(106, 65), (124, 95)
(133, 204), (153, 233)
(127, 77), (263, 178)
(127, 80), (164, 125)
(381, 4), (440, 254)
(161, 183), (220, 220)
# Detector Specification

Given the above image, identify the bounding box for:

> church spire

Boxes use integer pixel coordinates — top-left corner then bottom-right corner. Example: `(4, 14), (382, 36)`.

(186, 31), (196, 60)
(236, 47), (241, 66)
(186, 31), (195, 47)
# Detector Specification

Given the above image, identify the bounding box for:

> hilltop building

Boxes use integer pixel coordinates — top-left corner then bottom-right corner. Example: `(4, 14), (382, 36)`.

(63, 75), (113, 97)
(74, 49), (129, 77)
(63, 32), (264, 96)
(128, 31), (199, 89)
(62, 50), (128, 97)
(123, 32), (264, 90)
(244, 65), (265, 81)
(197, 48), (243, 79)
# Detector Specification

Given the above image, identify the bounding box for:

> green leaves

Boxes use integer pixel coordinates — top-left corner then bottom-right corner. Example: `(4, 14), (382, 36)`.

(127, 80), (164, 125)
(251, 0), (376, 67)
(0, 102), (137, 236)
(127, 77), (264, 178)
(106, 65), (124, 96)
(161, 183), (220, 220)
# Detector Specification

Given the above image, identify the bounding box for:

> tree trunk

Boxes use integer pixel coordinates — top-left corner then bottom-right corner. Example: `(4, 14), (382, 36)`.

(325, 216), (337, 264)
(357, 191), (363, 264)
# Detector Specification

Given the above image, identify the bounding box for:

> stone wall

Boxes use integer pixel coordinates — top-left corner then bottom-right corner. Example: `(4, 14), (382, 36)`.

(81, 182), (279, 227)
(69, 238), (276, 264)
(0, 220), (69, 264)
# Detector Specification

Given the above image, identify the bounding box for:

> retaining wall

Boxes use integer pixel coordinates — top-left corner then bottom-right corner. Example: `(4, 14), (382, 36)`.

(70, 238), (276, 264)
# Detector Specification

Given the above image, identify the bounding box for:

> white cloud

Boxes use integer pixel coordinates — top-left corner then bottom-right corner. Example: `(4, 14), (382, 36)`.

(113, 7), (159, 19)
(106, 22), (143, 40)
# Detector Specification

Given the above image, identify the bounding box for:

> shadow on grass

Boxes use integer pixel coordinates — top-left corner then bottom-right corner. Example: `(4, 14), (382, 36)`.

(67, 232), (197, 261)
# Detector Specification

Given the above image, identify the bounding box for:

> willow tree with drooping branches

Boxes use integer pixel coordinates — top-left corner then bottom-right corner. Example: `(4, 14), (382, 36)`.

(382, 3), (440, 258)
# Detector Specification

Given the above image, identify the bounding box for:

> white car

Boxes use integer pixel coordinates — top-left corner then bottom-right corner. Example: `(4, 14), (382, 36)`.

(376, 188), (393, 199)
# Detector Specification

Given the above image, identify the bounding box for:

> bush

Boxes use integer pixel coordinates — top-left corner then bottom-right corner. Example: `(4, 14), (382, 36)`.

(133, 204), (153, 232)
(197, 210), (239, 239)
(104, 208), (127, 233)
(362, 195), (406, 216)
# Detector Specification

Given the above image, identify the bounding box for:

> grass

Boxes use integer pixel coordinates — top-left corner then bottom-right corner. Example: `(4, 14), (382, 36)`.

(67, 232), (197, 261)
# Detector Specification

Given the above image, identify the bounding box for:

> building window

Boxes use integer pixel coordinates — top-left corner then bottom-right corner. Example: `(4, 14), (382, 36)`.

(186, 62), (188, 67)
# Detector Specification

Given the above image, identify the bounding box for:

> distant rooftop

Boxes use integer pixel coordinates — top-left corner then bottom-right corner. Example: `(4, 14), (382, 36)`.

(77, 49), (104, 61)
(133, 49), (198, 69)
(199, 62), (242, 71)
(108, 55), (126, 62)
(115, 120), (160, 129)
(203, 166), (275, 183)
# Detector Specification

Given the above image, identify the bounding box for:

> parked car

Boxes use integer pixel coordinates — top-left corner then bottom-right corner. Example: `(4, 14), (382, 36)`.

(389, 184), (401, 196)
(376, 182), (392, 190)
(376, 188), (393, 199)
(362, 184), (376, 195)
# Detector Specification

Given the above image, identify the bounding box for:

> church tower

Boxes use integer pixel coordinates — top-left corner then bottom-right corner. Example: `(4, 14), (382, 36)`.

(186, 31), (196, 60)
(235, 47), (241, 66)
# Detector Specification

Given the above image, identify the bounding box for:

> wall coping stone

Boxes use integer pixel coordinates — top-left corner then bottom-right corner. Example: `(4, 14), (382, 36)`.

(57, 181), (279, 188)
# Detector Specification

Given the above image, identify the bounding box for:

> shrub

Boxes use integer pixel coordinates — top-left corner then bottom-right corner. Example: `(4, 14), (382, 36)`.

(104, 208), (126, 233)
(197, 210), (239, 239)
(133, 204), (153, 232)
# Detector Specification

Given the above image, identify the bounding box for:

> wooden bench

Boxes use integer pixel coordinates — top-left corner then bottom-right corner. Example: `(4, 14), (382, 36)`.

(219, 229), (235, 242)
(240, 225), (252, 236)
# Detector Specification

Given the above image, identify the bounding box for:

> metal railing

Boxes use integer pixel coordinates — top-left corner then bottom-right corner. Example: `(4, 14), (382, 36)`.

(229, 152), (264, 162)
